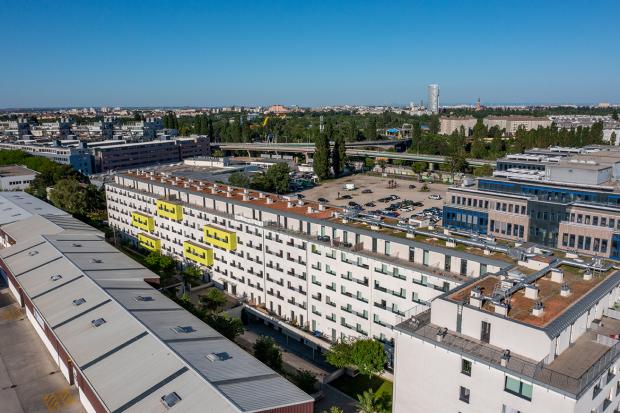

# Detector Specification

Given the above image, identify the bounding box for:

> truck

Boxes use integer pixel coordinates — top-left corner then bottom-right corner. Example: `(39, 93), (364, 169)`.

(344, 183), (356, 191)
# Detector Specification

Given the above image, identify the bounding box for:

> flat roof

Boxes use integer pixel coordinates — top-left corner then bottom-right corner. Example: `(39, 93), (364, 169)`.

(0, 165), (37, 177)
(0, 196), (312, 412)
(0, 192), (67, 225)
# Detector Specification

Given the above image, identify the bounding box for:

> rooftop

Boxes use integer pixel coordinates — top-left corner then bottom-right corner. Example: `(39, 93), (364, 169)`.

(447, 264), (616, 329)
(0, 164), (37, 177)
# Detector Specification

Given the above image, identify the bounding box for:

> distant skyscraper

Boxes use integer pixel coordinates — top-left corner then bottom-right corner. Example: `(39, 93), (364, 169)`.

(427, 84), (440, 114)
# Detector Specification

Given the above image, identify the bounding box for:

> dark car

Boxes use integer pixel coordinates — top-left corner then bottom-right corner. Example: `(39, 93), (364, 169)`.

(364, 202), (376, 207)
(318, 197), (329, 203)
(348, 201), (361, 207)
(408, 184), (416, 189)
(340, 194), (352, 200)
(362, 189), (373, 194)
(296, 194), (306, 199)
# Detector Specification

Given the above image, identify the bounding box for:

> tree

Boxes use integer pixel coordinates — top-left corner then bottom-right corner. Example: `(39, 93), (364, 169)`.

(365, 118), (377, 140)
(350, 339), (386, 378)
(356, 390), (383, 413)
(48, 179), (89, 215)
(253, 336), (282, 371)
(411, 120), (422, 151)
(611, 131), (617, 146)
(428, 115), (440, 134)
(228, 172), (251, 188)
(313, 131), (330, 180)
(291, 369), (317, 394)
(613, 110), (618, 121)
(474, 164), (494, 177)
(326, 339), (386, 378)
(205, 313), (244, 340)
(182, 265), (203, 286)
(321, 407), (344, 413)
(332, 135), (345, 177)
(412, 161), (427, 179)
(201, 288), (227, 312)
(264, 162), (291, 193)
(364, 157), (375, 171)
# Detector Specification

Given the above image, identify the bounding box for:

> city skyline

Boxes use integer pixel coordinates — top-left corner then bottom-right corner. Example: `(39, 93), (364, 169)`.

(2, 0), (620, 108)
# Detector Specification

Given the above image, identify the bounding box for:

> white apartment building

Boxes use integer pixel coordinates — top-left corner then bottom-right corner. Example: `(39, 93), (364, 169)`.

(105, 169), (510, 349)
(440, 116), (478, 136)
(394, 262), (620, 413)
(484, 116), (553, 135)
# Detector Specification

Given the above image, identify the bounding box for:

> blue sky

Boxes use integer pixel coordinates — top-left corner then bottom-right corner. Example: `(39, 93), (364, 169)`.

(1, 0), (619, 108)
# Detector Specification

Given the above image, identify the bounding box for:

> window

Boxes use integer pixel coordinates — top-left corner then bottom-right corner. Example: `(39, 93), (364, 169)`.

(481, 321), (491, 343)
(444, 255), (452, 272)
(461, 359), (472, 376)
(504, 376), (533, 401)
(459, 386), (470, 403)
(422, 250), (429, 266)
(480, 264), (487, 276)
(460, 259), (468, 276)
(384, 241), (390, 256)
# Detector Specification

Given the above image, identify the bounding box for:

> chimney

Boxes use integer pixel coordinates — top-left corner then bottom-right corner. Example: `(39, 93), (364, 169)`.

(266, 197), (273, 205)
(494, 302), (509, 316)
(560, 282), (572, 297)
(287, 201), (294, 208)
(436, 327), (447, 343)
(469, 296), (482, 308)
(242, 194), (250, 201)
(524, 284), (539, 300)
(470, 286), (482, 299)
(307, 207), (314, 214)
(550, 268), (564, 283)
(500, 350), (511, 367)
(259, 192), (265, 199)
(583, 269), (593, 281)
(318, 204), (325, 211)
(532, 301), (544, 317)
(298, 200), (305, 206)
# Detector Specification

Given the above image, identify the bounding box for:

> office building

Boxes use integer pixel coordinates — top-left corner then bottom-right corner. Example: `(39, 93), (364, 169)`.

(105, 168), (513, 353)
(393, 256), (620, 413)
(0, 191), (313, 413)
(428, 84), (440, 114)
(0, 165), (37, 190)
(0, 141), (93, 175)
(443, 147), (620, 258)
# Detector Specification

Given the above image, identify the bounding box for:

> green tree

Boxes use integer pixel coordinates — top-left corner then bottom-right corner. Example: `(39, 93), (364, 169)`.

(48, 179), (89, 215)
(325, 340), (353, 368)
(313, 131), (330, 180)
(321, 407), (344, 413)
(411, 120), (422, 151)
(253, 336), (282, 371)
(613, 110), (618, 121)
(474, 164), (494, 177)
(364, 157), (375, 171)
(356, 389), (383, 413)
(264, 162), (291, 193)
(350, 339), (386, 378)
(365, 118), (377, 140)
(472, 118), (487, 140)
(332, 135), (345, 177)
(291, 369), (317, 394)
(611, 131), (617, 146)
(182, 265), (203, 285)
(201, 288), (227, 312)
(428, 115), (440, 134)
(412, 161), (427, 179)
(228, 172), (251, 188)
(205, 313), (244, 340)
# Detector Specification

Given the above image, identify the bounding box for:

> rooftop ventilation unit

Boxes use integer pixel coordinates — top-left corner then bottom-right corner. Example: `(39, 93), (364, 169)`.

(91, 318), (106, 328)
(206, 352), (231, 362)
(72, 298), (86, 306)
(171, 325), (195, 334)
(72, 243), (82, 247)
(134, 295), (154, 302)
(161, 392), (181, 409)
(91, 258), (103, 263)
(50, 274), (63, 281)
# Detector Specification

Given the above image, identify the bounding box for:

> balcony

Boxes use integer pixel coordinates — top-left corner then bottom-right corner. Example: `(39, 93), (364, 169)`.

(156, 199), (183, 221)
(183, 240), (214, 266)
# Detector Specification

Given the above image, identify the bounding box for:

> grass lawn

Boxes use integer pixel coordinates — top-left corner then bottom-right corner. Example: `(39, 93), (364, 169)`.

(330, 373), (393, 401)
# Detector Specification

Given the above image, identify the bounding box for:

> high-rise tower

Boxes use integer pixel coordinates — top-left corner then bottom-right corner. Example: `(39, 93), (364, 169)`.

(427, 84), (440, 114)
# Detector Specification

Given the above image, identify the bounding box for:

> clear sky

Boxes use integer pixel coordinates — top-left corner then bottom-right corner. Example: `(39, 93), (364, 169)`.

(1, 0), (619, 108)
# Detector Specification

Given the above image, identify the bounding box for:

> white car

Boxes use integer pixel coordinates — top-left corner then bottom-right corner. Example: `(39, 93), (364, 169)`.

(428, 194), (442, 200)
(399, 206), (413, 212)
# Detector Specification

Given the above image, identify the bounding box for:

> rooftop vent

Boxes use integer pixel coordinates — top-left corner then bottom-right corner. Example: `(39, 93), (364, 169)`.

(28, 250), (39, 256)
(494, 302), (509, 316)
(206, 352), (232, 362)
(583, 269), (593, 281)
(560, 282), (572, 297)
(435, 327), (448, 343)
(50, 274), (63, 282)
(500, 349), (511, 367)
(91, 258), (103, 264)
(72, 243), (82, 247)
(524, 284), (539, 300)
(550, 268), (564, 283)
(171, 325), (195, 334)
(72, 298), (86, 306)
(134, 295), (154, 302)
(161, 392), (182, 409)
(91, 318), (106, 328)
(532, 301), (544, 317)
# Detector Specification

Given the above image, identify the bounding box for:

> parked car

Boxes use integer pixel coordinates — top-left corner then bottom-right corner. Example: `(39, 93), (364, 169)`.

(408, 184), (416, 189)
(400, 206), (413, 212)
(428, 194), (442, 200)
(340, 194), (352, 200)
(296, 194), (306, 199)
(364, 202), (376, 207)
(362, 189), (373, 194)
(389, 195), (401, 200)
(317, 235), (330, 242)
(318, 197), (329, 203)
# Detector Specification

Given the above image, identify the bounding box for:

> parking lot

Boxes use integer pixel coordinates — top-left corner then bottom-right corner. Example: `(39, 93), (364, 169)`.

(299, 174), (448, 221)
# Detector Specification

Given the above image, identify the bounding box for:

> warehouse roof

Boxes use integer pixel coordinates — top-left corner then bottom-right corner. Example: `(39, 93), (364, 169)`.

(0, 195), (312, 413)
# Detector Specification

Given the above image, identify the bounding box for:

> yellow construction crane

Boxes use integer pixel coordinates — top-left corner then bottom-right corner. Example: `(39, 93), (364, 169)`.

(262, 116), (270, 127)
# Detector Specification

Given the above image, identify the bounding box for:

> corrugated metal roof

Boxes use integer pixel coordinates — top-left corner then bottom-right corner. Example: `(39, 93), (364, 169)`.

(0, 193), (312, 413)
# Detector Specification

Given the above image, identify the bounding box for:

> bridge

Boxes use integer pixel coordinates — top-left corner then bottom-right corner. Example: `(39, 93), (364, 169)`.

(216, 142), (495, 167)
